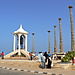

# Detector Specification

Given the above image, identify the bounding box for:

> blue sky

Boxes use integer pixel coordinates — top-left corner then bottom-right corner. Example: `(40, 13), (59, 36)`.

(0, 0), (75, 54)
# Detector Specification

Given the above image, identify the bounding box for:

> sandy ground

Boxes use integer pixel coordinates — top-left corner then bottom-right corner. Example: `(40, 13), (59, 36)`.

(0, 59), (75, 75)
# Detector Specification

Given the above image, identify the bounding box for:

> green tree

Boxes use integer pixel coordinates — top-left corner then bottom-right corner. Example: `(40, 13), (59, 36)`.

(61, 51), (75, 62)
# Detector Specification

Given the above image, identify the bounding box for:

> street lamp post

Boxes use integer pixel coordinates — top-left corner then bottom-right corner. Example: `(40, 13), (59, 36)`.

(58, 18), (64, 53)
(54, 25), (57, 54)
(68, 6), (75, 51)
(32, 33), (35, 53)
(48, 31), (51, 53)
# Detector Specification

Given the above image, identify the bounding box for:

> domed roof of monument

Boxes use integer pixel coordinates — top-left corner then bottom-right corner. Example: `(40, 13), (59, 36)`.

(13, 25), (28, 34)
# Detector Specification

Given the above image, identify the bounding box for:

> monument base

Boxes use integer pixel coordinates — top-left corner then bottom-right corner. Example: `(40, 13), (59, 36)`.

(4, 49), (30, 59)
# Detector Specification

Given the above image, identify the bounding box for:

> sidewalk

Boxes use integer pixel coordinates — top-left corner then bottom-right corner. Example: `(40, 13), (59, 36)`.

(0, 59), (75, 75)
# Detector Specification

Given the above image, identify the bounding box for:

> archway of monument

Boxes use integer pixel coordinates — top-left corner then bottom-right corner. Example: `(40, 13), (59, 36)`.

(16, 34), (26, 49)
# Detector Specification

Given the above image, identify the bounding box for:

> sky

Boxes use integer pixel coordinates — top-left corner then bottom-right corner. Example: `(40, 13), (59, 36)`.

(0, 0), (75, 54)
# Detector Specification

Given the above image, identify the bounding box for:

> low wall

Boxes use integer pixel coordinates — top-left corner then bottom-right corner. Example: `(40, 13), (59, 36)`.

(54, 62), (72, 69)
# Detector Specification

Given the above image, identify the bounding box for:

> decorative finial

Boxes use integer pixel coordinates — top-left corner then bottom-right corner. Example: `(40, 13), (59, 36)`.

(20, 24), (23, 29)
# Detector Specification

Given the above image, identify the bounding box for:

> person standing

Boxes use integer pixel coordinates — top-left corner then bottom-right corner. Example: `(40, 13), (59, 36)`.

(38, 52), (46, 69)
(29, 52), (32, 60)
(43, 52), (48, 62)
(41, 55), (46, 69)
(47, 57), (52, 69)
(1, 52), (4, 59)
(38, 52), (42, 62)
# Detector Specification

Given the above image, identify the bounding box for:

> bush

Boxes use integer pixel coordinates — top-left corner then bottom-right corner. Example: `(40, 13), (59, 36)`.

(61, 51), (75, 62)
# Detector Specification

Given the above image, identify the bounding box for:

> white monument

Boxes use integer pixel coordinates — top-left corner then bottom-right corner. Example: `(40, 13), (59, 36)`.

(13, 24), (28, 55)
(5, 25), (30, 58)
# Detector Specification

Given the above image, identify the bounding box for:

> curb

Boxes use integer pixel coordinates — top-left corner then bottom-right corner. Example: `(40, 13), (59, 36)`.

(0, 66), (49, 74)
(0, 66), (64, 75)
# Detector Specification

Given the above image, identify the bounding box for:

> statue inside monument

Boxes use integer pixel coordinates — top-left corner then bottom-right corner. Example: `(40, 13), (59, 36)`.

(20, 35), (25, 49)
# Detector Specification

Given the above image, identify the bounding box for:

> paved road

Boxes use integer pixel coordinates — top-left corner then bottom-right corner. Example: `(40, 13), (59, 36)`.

(0, 68), (42, 75)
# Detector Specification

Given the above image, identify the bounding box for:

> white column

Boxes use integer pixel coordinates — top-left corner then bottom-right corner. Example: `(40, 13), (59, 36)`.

(18, 34), (21, 55)
(13, 34), (16, 51)
(25, 35), (27, 51)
